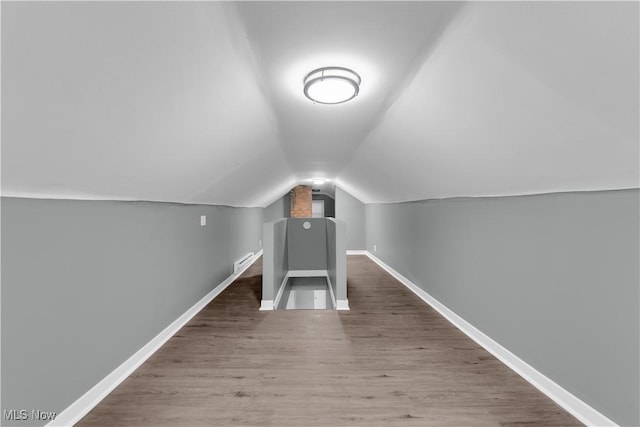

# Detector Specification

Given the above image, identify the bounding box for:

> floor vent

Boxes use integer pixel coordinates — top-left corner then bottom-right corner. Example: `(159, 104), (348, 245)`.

(233, 253), (254, 273)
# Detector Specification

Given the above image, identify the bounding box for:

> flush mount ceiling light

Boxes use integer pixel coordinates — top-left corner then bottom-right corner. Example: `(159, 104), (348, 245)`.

(303, 67), (361, 105)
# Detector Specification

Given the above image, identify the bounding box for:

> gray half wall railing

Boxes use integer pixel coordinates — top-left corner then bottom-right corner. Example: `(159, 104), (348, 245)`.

(327, 218), (347, 307)
(261, 218), (347, 310)
(261, 218), (288, 309)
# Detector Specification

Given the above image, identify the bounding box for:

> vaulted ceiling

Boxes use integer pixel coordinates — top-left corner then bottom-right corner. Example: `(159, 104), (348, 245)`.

(2, 1), (638, 206)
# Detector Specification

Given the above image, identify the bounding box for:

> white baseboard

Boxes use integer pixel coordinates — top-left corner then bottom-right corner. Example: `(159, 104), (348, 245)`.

(48, 250), (263, 427)
(287, 269), (328, 277)
(364, 251), (617, 427)
(259, 300), (274, 311)
(346, 250), (366, 255)
(336, 299), (350, 310)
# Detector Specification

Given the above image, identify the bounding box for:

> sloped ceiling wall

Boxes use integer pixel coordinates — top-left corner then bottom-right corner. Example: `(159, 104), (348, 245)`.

(338, 1), (639, 203)
(1, 2), (295, 207)
(2, 2), (638, 206)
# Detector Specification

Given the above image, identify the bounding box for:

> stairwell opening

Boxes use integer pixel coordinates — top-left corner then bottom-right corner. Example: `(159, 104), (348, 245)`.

(261, 218), (349, 311)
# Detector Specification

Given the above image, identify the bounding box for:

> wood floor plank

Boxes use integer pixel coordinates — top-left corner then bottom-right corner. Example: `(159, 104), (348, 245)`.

(76, 255), (582, 426)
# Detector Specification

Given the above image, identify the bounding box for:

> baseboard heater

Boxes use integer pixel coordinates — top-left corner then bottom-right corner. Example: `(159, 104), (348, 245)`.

(233, 252), (254, 273)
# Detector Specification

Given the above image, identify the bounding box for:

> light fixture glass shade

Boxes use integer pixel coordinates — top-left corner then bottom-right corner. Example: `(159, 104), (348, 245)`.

(303, 67), (361, 105)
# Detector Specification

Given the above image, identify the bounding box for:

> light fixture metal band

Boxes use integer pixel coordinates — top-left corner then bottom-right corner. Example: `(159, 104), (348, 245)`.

(303, 66), (361, 105)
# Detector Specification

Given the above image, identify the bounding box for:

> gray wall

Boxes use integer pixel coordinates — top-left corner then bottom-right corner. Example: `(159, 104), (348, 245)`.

(335, 187), (365, 250)
(262, 218), (288, 303)
(263, 192), (290, 222)
(1, 197), (263, 427)
(312, 194), (335, 218)
(230, 207), (264, 260)
(365, 189), (640, 427)
(287, 218), (327, 270)
(326, 219), (338, 300)
(326, 219), (347, 303)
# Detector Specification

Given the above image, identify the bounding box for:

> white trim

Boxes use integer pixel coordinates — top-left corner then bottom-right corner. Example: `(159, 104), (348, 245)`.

(272, 273), (290, 310)
(287, 269), (328, 277)
(326, 275), (337, 309)
(335, 299), (350, 310)
(259, 300), (274, 311)
(254, 249), (264, 260)
(364, 251), (617, 427)
(47, 250), (262, 427)
(233, 252), (254, 273)
(346, 250), (366, 255)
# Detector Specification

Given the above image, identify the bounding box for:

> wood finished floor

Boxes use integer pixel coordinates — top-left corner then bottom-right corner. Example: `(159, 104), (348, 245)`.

(77, 255), (582, 427)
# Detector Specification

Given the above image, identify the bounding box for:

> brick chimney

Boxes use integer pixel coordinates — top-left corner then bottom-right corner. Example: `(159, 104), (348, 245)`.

(290, 185), (312, 217)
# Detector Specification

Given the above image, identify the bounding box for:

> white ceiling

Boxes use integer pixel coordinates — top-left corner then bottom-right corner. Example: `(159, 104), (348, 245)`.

(2, 1), (638, 206)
